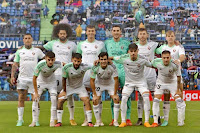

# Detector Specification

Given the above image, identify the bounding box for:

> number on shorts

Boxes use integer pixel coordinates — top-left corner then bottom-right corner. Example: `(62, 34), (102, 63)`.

(96, 87), (100, 91)
(156, 84), (161, 89)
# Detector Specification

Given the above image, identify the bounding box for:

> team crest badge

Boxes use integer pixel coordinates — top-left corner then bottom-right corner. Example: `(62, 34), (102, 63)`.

(137, 64), (140, 67)
(169, 69), (173, 73)
(95, 45), (98, 49)
(173, 49), (176, 52)
(57, 45), (59, 47)
(68, 46), (71, 49)
(121, 46), (124, 49)
(85, 46), (87, 48)
(148, 46), (151, 50)
(32, 52), (35, 55)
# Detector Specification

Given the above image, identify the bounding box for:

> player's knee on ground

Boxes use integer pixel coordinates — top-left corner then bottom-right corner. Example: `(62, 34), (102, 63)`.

(164, 93), (170, 101)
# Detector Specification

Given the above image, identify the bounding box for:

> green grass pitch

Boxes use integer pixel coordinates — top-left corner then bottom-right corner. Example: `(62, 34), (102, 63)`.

(0, 101), (199, 133)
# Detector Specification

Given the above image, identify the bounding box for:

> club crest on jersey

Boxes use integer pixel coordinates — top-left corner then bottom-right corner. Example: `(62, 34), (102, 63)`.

(68, 46), (71, 49)
(148, 46), (151, 50)
(85, 46), (87, 48)
(32, 52), (35, 55)
(95, 45), (98, 49)
(169, 69), (173, 73)
(137, 64), (140, 67)
(57, 45), (59, 47)
(121, 46), (124, 49)
(173, 49), (176, 52)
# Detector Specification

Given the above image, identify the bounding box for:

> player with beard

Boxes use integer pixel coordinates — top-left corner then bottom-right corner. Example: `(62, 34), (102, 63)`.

(105, 25), (132, 126)
(11, 33), (45, 126)
(38, 24), (77, 126)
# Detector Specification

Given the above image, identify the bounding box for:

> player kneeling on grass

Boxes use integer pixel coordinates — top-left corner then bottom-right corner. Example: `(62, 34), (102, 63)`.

(151, 50), (186, 127)
(110, 43), (152, 128)
(29, 51), (61, 127)
(91, 52), (120, 127)
(55, 53), (94, 127)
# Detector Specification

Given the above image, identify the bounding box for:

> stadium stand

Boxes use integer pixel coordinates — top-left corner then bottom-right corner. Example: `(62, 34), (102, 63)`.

(0, 0), (199, 91)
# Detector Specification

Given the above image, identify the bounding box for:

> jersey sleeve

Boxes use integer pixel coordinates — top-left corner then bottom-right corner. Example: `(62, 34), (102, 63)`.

(145, 59), (152, 67)
(90, 65), (98, 79)
(37, 49), (45, 59)
(34, 62), (43, 76)
(151, 58), (161, 68)
(14, 50), (20, 63)
(110, 64), (118, 78)
(101, 42), (107, 52)
(72, 42), (77, 53)
(179, 45), (185, 56)
(43, 40), (55, 51)
(76, 42), (82, 54)
(113, 54), (129, 64)
(62, 63), (72, 78)
(155, 45), (164, 54)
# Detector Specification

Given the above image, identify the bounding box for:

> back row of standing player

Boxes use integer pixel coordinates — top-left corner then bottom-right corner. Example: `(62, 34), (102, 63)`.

(11, 24), (186, 127)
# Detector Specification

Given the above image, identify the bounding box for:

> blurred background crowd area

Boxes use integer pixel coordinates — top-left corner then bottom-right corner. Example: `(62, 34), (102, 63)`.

(0, 0), (199, 91)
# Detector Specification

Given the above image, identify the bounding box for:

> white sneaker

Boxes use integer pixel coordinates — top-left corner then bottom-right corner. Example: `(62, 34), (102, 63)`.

(81, 120), (88, 126)
(29, 122), (36, 127)
(100, 122), (104, 126)
(94, 122), (101, 127)
(113, 121), (119, 127)
(50, 121), (55, 127)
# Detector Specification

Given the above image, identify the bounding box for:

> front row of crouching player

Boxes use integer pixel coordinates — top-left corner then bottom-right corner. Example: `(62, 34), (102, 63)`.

(13, 43), (185, 127)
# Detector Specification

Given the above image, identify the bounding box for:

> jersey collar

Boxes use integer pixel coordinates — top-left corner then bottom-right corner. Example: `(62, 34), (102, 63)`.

(23, 45), (33, 50)
(58, 39), (69, 44)
(86, 39), (96, 43)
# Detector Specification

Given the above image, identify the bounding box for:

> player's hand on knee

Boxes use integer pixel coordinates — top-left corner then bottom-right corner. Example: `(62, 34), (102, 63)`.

(113, 95), (119, 102)
(93, 95), (98, 104)
(59, 91), (66, 98)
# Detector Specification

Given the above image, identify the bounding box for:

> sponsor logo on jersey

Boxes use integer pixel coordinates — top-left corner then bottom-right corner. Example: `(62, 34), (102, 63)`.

(86, 50), (97, 55)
